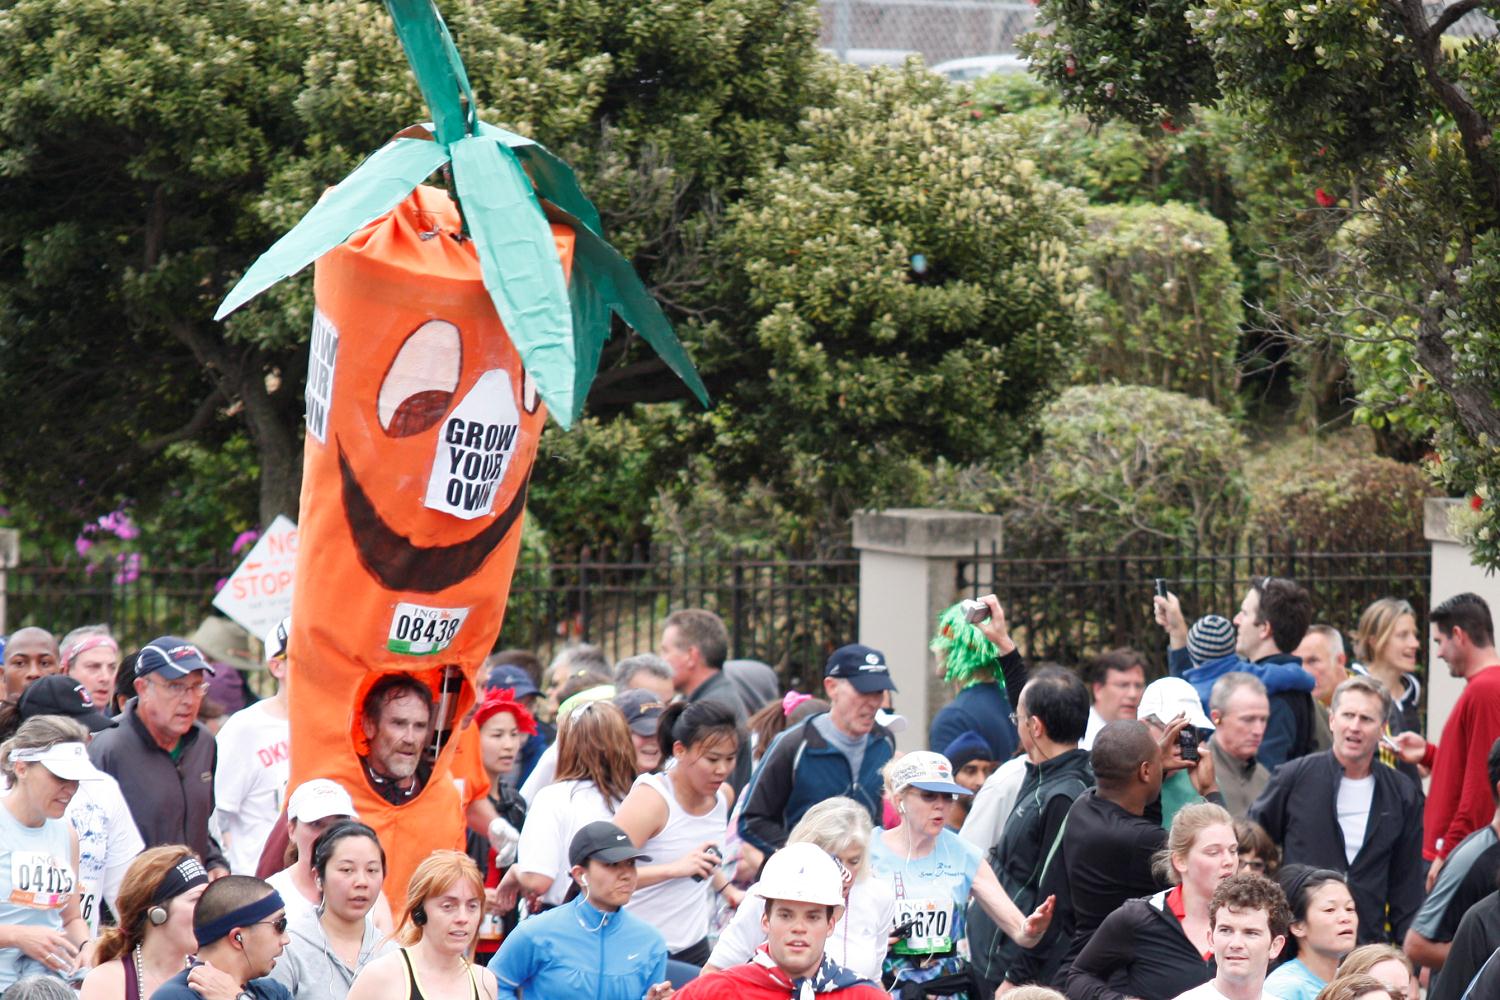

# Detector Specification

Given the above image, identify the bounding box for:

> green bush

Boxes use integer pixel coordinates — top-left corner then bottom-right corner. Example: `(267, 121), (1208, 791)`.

(1076, 203), (1244, 409)
(1248, 451), (1436, 550)
(1001, 384), (1250, 551)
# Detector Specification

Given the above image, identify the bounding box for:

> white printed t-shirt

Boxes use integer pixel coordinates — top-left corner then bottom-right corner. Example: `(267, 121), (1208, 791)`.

(66, 773), (143, 934)
(213, 699), (291, 875)
(1172, 983), (1269, 1000)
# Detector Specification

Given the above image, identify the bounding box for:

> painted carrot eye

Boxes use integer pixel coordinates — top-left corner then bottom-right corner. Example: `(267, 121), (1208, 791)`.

(521, 371), (539, 415)
(377, 320), (462, 437)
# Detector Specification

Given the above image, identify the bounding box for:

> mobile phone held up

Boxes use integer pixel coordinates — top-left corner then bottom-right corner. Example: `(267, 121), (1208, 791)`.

(1178, 726), (1214, 762)
(1154, 578), (1169, 600)
(960, 598), (991, 624)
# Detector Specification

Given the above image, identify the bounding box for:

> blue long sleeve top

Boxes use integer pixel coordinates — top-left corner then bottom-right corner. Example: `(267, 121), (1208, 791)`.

(489, 894), (668, 1000)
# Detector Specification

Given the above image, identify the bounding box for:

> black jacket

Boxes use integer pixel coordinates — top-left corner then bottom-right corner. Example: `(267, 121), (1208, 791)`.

(1008, 788), (1168, 987)
(1248, 750), (1424, 944)
(1430, 891), (1500, 1000)
(968, 747), (1094, 984)
(1063, 889), (1214, 1000)
(88, 698), (228, 871)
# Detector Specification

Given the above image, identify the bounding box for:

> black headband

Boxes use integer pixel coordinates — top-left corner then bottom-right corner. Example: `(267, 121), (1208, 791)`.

(194, 890), (285, 948)
(152, 857), (209, 907)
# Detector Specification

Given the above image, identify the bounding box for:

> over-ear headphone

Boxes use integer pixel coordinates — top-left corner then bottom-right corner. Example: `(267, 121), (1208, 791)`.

(411, 906), (427, 926)
(147, 905), (169, 926)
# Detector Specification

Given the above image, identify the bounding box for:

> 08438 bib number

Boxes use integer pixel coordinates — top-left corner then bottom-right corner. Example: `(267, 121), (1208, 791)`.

(893, 897), (953, 954)
(387, 603), (469, 656)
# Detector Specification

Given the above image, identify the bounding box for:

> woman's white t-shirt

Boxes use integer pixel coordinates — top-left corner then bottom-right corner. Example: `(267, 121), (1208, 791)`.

(516, 779), (620, 906)
(622, 770), (730, 952)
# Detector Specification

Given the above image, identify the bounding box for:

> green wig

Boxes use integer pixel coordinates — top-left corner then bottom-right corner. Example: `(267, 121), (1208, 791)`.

(932, 603), (1002, 687)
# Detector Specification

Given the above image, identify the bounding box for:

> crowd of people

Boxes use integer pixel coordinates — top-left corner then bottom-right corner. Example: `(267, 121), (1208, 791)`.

(0, 582), (1495, 1000)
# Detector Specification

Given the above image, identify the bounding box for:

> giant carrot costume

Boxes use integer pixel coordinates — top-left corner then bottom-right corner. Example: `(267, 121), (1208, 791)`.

(215, 0), (708, 899)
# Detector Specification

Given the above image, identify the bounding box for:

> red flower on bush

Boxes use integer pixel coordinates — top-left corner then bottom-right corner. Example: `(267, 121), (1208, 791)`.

(1473, 494), (1485, 511)
(1160, 118), (1181, 133)
(1315, 188), (1337, 208)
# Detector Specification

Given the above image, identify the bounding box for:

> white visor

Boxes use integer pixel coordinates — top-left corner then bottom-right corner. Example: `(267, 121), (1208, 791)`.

(10, 742), (101, 781)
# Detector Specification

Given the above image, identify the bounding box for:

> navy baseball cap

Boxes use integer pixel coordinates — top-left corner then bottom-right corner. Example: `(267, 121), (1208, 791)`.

(485, 663), (539, 699)
(824, 643), (898, 694)
(134, 636), (216, 679)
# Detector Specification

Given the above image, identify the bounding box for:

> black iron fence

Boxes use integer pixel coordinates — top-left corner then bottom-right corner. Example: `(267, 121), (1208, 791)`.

(2, 546), (861, 691)
(957, 536), (1433, 674)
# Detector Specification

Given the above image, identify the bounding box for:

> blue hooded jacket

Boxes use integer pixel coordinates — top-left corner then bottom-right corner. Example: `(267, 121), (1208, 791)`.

(490, 894), (667, 1000)
(1169, 647), (1316, 768)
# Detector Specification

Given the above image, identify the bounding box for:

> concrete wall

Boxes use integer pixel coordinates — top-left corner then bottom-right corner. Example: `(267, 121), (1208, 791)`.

(1424, 498), (1500, 741)
(852, 509), (1003, 751)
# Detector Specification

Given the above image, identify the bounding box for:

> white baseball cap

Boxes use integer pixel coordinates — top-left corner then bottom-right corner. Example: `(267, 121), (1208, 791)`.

(287, 779), (358, 823)
(264, 617), (291, 663)
(887, 750), (972, 796)
(9, 742), (102, 782)
(1138, 677), (1215, 731)
(757, 843), (846, 908)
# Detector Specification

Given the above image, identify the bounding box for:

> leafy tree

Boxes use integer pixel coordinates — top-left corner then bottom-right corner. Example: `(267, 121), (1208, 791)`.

(1022, 0), (1500, 566)
(1075, 202), (1243, 408)
(1000, 384), (1251, 552)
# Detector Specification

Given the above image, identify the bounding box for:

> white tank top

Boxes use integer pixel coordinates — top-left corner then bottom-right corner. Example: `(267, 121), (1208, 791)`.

(622, 770), (729, 952)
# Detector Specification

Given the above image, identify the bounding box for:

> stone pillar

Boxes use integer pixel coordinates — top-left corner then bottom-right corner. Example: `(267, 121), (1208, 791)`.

(1423, 498), (1500, 741)
(0, 529), (16, 635)
(852, 509), (1005, 752)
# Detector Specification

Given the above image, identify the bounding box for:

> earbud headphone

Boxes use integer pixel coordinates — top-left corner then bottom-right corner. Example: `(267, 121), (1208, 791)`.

(411, 906), (427, 926)
(897, 800), (906, 815)
(234, 933), (243, 943)
(147, 905), (169, 926)
(581, 876), (589, 889)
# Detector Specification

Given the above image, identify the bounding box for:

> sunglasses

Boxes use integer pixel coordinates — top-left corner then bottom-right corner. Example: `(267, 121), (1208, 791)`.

(252, 916), (289, 934)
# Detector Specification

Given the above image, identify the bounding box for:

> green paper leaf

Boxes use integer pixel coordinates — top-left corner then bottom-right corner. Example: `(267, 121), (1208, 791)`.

(477, 122), (603, 237)
(545, 202), (711, 410)
(384, 0), (476, 145)
(449, 135), (577, 425)
(215, 138), (449, 320)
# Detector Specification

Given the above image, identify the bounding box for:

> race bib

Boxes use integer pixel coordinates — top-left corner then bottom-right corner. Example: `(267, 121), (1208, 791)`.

(893, 896), (953, 954)
(78, 879), (99, 932)
(387, 603), (470, 656)
(9, 851), (74, 909)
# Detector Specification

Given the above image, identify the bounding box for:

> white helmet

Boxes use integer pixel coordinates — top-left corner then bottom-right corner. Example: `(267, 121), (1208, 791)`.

(757, 842), (846, 908)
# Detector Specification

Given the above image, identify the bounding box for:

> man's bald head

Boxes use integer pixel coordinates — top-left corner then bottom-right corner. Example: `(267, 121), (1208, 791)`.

(4, 628), (59, 701)
(1090, 719), (1160, 789)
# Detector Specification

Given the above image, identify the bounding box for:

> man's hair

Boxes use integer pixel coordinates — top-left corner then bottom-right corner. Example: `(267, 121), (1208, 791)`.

(549, 643), (611, 681)
(762, 898), (836, 921)
(1249, 577), (1314, 654)
(360, 674), (433, 725)
(1303, 624), (1346, 660)
(1330, 674), (1391, 719)
(1209, 872), (1291, 940)
(1086, 648), (1147, 688)
(614, 653), (673, 688)
(194, 875), (276, 944)
(663, 609), (729, 670)
(1209, 672), (1267, 714)
(1021, 666), (1091, 745)
(1234, 819), (1279, 874)
(1089, 720), (1158, 788)
(1431, 592), (1495, 649)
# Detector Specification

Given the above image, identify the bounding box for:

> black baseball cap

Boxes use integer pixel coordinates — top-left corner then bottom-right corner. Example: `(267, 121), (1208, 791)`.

(18, 675), (118, 733)
(569, 821), (653, 867)
(823, 643), (898, 694)
(612, 688), (665, 736)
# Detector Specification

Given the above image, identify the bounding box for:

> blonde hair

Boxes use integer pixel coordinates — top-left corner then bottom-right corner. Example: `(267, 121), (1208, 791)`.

(788, 797), (873, 880)
(554, 701), (637, 808)
(1338, 943), (1412, 979)
(1152, 802), (1234, 885)
(1354, 598), (1417, 666)
(395, 850), (484, 951)
(0, 716), (89, 782)
(1315, 974), (1393, 1000)
(1005, 989), (1066, 1000)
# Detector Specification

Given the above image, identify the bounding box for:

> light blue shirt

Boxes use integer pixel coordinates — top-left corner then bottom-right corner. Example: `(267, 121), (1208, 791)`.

(0, 807), (75, 989)
(489, 895), (667, 1000)
(1264, 958), (1327, 1000)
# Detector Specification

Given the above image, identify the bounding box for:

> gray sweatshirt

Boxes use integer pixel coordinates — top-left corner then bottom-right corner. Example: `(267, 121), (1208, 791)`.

(266, 908), (394, 999)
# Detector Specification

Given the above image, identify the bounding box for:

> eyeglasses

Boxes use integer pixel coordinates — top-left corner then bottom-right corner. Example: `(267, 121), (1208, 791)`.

(147, 678), (210, 701)
(251, 916), (289, 934)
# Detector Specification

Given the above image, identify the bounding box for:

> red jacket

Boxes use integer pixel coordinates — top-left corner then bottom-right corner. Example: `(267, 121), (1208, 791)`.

(675, 962), (888, 1000)
(1424, 665), (1500, 860)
